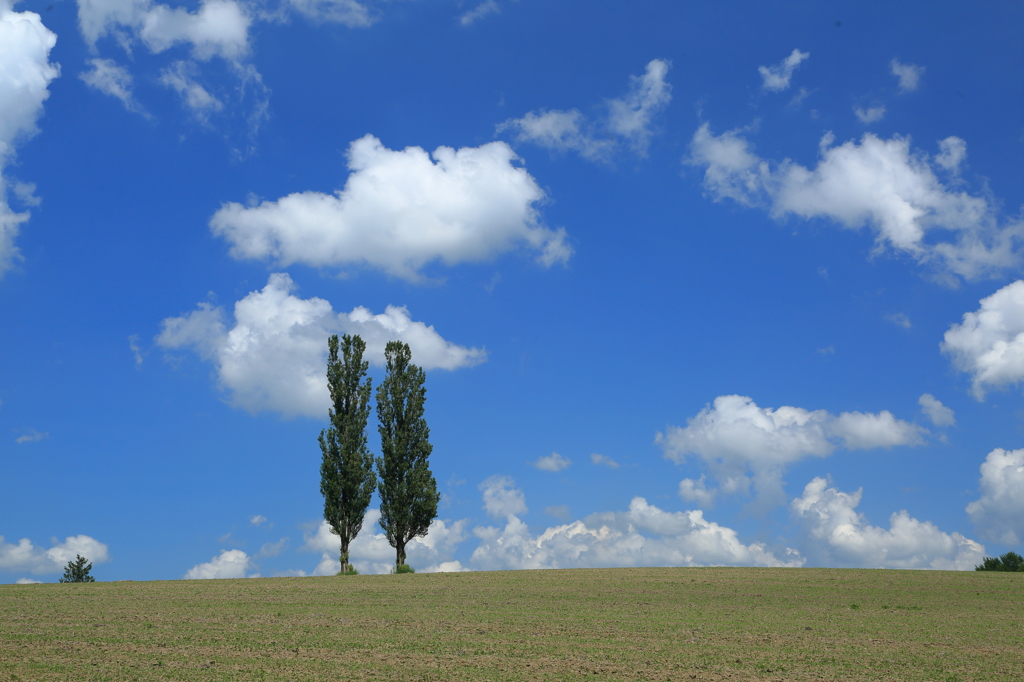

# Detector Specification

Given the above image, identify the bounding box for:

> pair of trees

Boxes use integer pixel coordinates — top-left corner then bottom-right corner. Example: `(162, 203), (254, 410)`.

(319, 335), (439, 573)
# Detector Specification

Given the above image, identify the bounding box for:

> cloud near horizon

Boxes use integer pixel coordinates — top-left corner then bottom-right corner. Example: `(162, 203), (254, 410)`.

(156, 273), (485, 417)
(471, 497), (804, 571)
(0, 534), (110, 575)
(793, 477), (984, 570)
(658, 395), (924, 508)
(303, 510), (468, 575)
(965, 448), (1024, 546)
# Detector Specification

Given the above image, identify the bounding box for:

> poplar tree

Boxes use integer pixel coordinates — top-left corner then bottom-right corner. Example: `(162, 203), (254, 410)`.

(376, 341), (439, 570)
(319, 334), (376, 575)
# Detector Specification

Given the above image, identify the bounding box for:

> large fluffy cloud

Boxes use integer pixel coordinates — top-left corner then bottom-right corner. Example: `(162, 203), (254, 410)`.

(470, 496), (803, 571)
(303, 510), (468, 574)
(942, 281), (1024, 399)
(210, 135), (569, 281)
(183, 549), (253, 579)
(0, 1), (59, 278)
(657, 395), (924, 507)
(965, 448), (1024, 545)
(0, 534), (109, 576)
(498, 59), (671, 160)
(688, 125), (1024, 281)
(792, 477), (984, 570)
(157, 273), (485, 417)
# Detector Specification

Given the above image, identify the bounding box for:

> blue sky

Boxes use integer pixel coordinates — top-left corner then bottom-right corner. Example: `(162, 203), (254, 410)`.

(2, 0), (1024, 581)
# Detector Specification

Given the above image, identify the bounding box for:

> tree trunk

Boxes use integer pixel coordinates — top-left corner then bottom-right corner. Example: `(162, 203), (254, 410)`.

(339, 540), (350, 574)
(396, 541), (406, 569)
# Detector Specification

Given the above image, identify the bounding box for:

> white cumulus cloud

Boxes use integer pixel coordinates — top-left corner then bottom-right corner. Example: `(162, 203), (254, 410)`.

(0, 0), (60, 279)
(470, 497), (803, 571)
(689, 124), (1024, 282)
(184, 549), (253, 579)
(0, 534), (109, 575)
(480, 475), (527, 518)
(890, 59), (924, 92)
(531, 452), (571, 472)
(498, 59), (671, 160)
(657, 395), (923, 507)
(758, 48), (808, 92)
(303, 510), (468, 574)
(792, 477), (984, 570)
(157, 272), (485, 417)
(965, 448), (1024, 545)
(210, 135), (569, 281)
(918, 393), (955, 427)
(942, 280), (1024, 399)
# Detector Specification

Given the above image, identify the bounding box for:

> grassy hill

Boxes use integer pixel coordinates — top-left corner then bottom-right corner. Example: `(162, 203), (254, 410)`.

(2, 567), (1022, 680)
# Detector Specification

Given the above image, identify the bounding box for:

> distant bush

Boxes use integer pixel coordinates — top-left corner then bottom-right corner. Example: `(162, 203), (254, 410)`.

(60, 555), (96, 583)
(337, 565), (359, 576)
(394, 564), (415, 574)
(975, 551), (1024, 572)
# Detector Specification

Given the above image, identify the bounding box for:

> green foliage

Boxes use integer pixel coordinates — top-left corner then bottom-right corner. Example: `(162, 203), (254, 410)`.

(394, 564), (415, 574)
(974, 551), (1024, 572)
(376, 341), (440, 569)
(59, 555), (96, 583)
(337, 565), (360, 576)
(319, 334), (377, 575)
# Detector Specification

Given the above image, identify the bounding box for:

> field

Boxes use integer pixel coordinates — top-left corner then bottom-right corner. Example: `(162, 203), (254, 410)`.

(1, 567), (1022, 681)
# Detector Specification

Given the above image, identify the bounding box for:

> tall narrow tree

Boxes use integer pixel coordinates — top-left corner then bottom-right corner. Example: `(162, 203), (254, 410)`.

(319, 334), (376, 575)
(376, 341), (440, 570)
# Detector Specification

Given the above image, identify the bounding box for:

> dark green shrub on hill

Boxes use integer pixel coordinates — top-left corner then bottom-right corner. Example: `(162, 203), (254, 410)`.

(59, 555), (96, 583)
(975, 551), (1024, 572)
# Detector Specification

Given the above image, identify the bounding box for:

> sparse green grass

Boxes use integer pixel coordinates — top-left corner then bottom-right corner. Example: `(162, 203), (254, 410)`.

(1, 567), (1022, 681)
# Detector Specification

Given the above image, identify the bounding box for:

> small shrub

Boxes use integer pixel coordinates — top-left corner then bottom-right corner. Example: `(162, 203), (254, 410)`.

(59, 555), (96, 583)
(337, 566), (359, 576)
(394, 564), (415, 574)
